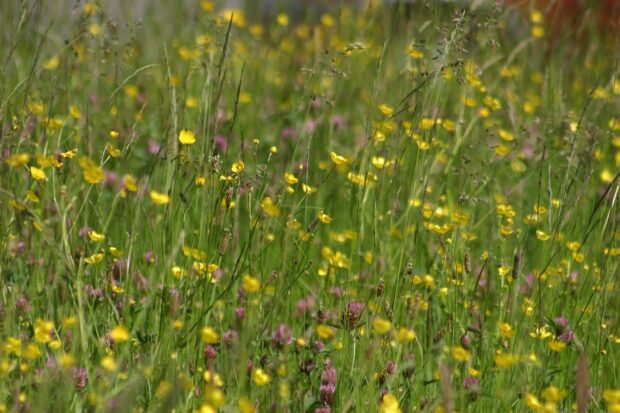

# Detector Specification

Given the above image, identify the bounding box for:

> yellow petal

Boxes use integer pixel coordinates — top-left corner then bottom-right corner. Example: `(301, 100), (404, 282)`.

(179, 129), (196, 145)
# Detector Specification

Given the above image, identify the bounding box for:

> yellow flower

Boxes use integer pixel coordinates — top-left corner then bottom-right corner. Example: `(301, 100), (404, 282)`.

(408, 46), (423, 59)
(494, 352), (518, 368)
(199, 405), (216, 413)
(547, 340), (566, 352)
(150, 190), (170, 205)
(232, 160), (245, 173)
(442, 119), (456, 131)
(58, 353), (76, 369)
(43, 55), (60, 70)
(124, 85), (138, 97)
(498, 129), (514, 142)
(532, 25), (545, 38)
(173, 319), (184, 330)
(495, 145), (512, 156)
(26, 191), (39, 203)
(242, 275), (260, 293)
(171, 265), (184, 279)
(318, 210), (332, 224)
(253, 368), (270, 385)
(85, 252), (104, 264)
(419, 118), (435, 130)
(413, 274), (435, 289)
(109, 247), (123, 257)
(83, 2), (97, 15)
(4, 337), (22, 354)
(62, 316), (78, 328)
(30, 167), (47, 181)
(24, 343), (42, 360)
(452, 346), (472, 362)
(248, 24), (264, 37)
(372, 156), (387, 169)
(379, 103), (394, 116)
(530, 326), (552, 339)
(70, 105), (81, 120)
(9, 199), (25, 210)
(498, 322), (515, 338)
(179, 129), (196, 145)
(396, 327), (416, 342)
(201, 327), (219, 344)
(601, 168), (614, 183)
(603, 389), (620, 404)
(107, 145), (121, 157)
(277, 13), (289, 26)
(109, 325), (130, 343)
(204, 386), (225, 408)
(79, 157), (105, 184)
(200, 0), (215, 12)
(499, 225), (514, 236)
(372, 318), (391, 334)
(330, 151), (348, 166)
(239, 398), (254, 413)
(61, 149), (78, 158)
(203, 371), (224, 387)
(49, 339), (62, 349)
(542, 386), (567, 402)
(37, 154), (62, 169)
(536, 230), (550, 241)
(526, 393), (543, 410)
(88, 230), (105, 242)
(88, 23), (101, 36)
(123, 175), (138, 192)
(316, 324), (335, 340)
(7, 153), (30, 167)
(186, 96), (198, 108)
(374, 131), (386, 142)
(379, 393), (402, 413)
(239, 92), (252, 104)
(261, 197), (280, 217)
(284, 173), (298, 184)
(28, 100), (44, 113)
(34, 319), (54, 343)
(101, 356), (118, 372)
(302, 184), (317, 194)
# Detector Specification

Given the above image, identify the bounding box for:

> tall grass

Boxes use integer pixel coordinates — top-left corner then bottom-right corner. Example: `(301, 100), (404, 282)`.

(0, 1), (619, 412)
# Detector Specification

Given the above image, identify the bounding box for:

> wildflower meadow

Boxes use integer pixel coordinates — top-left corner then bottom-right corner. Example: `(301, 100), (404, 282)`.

(1, 0), (619, 412)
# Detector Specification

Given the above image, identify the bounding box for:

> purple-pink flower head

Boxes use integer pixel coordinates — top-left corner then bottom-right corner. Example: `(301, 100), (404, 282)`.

(296, 296), (315, 316)
(215, 135), (228, 152)
(321, 365), (337, 385)
(331, 115), (346, 129)
(464, 375), (480, 389)
(343, 302), (364, 330)
(281, 127), (298, 141)
(112, 257), (128, 277)
(204, 345), (217, 361)
(319, 382), (336, 405)
(272, 323), (293, 347)
(234, 307), (246, 320)
(147, 139), (161, 155)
